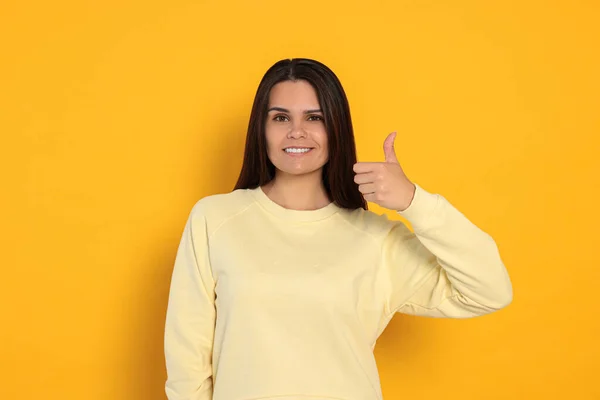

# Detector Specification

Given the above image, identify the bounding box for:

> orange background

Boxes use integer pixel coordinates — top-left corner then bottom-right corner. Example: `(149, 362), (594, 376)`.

(1, 1), (598, 399)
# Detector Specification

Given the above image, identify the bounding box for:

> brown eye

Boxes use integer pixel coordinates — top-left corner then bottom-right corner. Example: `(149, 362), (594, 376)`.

(273, 115), (289, 122)
(308, 115), (323, 121)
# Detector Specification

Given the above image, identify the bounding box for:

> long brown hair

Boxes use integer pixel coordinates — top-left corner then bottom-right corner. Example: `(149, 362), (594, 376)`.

(233, 58), (367, 210)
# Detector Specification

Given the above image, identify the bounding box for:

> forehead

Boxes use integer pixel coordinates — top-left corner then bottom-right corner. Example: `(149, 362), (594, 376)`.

(268, 80), (320, 108)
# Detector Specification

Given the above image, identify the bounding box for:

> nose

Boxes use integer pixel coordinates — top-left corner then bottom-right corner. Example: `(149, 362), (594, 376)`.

(287, 120), (307, 139)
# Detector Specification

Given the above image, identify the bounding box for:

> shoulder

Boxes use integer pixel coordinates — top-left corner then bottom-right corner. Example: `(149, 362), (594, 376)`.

(336, 206), (405, 241)
(336, 208), (415, 253)
(187, 188), (254, 235)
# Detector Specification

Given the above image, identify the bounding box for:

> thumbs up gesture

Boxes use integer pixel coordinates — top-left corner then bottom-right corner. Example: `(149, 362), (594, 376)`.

(353, 132), (416, 212)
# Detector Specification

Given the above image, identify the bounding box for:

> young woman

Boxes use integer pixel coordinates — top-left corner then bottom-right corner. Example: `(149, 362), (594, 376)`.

(164, 58), (513, 400)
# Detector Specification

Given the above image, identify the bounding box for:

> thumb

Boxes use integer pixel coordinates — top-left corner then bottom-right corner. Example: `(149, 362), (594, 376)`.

(383, 131), (399, 164)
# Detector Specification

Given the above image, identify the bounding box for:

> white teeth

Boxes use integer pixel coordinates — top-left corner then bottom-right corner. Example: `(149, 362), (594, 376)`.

(285, 148), (311, 153)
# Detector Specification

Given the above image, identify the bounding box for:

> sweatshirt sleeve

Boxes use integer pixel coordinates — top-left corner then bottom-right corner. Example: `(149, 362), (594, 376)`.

(164, 203), (216, 399)
(380, 183), (513, 318)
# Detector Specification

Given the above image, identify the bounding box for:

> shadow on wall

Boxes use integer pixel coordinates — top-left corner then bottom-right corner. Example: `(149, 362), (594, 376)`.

(121, 115), (247, 399)
(376, 313), (434, 362)
(126, 240), (177, 400)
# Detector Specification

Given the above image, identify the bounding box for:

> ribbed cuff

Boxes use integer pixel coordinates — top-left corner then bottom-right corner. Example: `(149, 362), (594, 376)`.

(396, 183), (440, 231)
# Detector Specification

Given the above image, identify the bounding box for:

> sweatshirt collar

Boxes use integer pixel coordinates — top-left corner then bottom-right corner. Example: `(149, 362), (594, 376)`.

(249, 186), (341, 222)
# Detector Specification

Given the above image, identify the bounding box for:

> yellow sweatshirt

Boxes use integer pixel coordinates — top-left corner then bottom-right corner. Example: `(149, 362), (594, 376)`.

(164, 183), (513, 400)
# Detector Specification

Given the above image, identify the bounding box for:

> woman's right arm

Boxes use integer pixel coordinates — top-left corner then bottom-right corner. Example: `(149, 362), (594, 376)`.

(165, 204), (216, 400)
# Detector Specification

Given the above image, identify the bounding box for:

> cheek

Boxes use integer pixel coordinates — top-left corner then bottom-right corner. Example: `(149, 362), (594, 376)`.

(264, 125), (277, 144)
(317, 130), (328, 151)
(265, 126), (285, 154)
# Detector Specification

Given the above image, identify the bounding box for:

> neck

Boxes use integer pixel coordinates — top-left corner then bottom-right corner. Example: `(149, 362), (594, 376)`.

(261, 171), (331, 211)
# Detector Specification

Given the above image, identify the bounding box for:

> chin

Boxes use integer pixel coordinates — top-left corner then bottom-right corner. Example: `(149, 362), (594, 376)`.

(269, 152), (329, 178)
(279, 168), (321, 176)
(274, 164), (326, 177)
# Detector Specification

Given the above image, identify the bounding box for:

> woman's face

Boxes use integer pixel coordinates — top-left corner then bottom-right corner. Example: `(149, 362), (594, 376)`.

(265, 79), (329, 178)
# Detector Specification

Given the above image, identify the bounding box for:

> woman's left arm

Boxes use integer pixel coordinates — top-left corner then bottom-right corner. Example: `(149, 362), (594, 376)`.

(354, 132), (513, 318)
(380, 183), (513, 318)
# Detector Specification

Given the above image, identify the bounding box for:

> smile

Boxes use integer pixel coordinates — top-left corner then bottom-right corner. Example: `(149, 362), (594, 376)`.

(284, 147), (313, 154)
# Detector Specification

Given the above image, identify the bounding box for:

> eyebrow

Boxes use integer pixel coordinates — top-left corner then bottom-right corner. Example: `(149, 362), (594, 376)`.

(267, 107), (323, 114)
